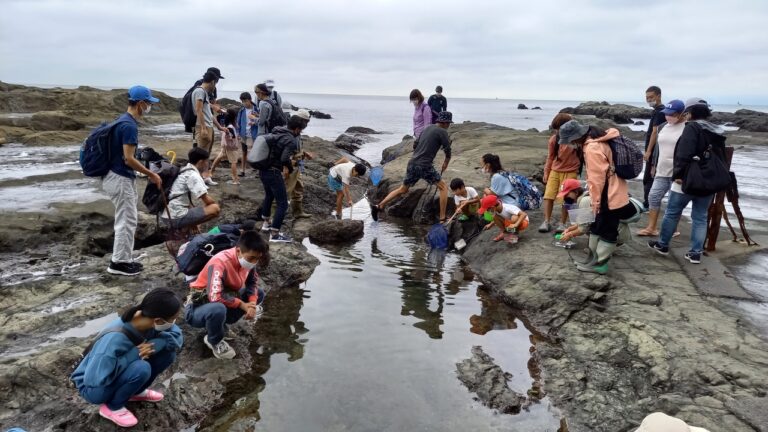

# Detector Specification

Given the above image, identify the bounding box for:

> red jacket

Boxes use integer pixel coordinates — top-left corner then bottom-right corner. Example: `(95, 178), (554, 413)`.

(190, 247), (258, 308)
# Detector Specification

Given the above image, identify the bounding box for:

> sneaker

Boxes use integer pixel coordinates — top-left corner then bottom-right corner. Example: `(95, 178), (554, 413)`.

(99, 404), (138, 428)
(647, 241), (669, 256)
(370, 203), (380, 221)
(538, 221), (551, 233)
(204, 335), (236, 360)
(107, 261), (142, 276)
(223, 327), (236, 341)
(270, 232), (293, 243)
(239, 171), (246, 177)
(227, 180), (241, 185)
(132, 261), (144, 270)
(555, 223), (568, 233)
(204, 178), (218, 186)
(260, 221), (272, 232)
(684, 252), (701, 264)
(128, 389), (164, 403)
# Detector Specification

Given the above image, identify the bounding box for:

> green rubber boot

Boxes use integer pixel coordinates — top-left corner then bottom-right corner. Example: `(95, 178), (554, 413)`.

(577, 240), (617, 275)
(574, 234), (600, 266)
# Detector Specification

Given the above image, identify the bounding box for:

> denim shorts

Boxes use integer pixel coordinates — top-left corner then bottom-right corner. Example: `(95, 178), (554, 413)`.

(327, 174), (343, 192)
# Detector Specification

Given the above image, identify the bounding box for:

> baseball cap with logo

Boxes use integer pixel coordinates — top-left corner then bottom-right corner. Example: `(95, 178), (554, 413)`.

(634, 412), (710, 432)
(661, 99), (685, 115)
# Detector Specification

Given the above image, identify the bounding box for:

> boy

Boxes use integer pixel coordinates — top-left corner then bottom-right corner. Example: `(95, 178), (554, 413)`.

(328, 157), (367, 219)
(161, 147), (221, 230)
(477, 194), (529, 242)
(450, 178), (480, 221)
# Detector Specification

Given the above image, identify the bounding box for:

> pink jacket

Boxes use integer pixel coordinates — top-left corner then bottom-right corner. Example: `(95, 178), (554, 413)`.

(413, 102), (432, 139)
(583, 128), (629, 213)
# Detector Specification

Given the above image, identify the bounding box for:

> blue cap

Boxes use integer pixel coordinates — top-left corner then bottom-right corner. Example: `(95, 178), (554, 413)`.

(661, 99), (685, 115)
(128, 85), (160, 103)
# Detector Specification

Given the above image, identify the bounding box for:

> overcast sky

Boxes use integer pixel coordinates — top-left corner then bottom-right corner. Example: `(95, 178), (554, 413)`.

(1, 0), (767, 104)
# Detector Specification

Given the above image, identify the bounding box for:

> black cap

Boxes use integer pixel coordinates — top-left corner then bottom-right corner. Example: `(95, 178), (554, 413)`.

(436, 111), (453, 124)
(207, 67), (224, 79)
(255, 83), (271, 95)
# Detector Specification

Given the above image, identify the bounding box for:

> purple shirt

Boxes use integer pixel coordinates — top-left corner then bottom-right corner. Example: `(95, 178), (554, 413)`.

(413, 102), (433, 139)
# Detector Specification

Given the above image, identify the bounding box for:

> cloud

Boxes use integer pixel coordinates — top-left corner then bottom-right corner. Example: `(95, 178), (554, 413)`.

(1, 0), (767, 103)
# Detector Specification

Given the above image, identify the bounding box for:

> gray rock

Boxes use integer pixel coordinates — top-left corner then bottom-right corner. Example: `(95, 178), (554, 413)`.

(634, 120), (645, 126)
(30, 111), (84, 131)
(345, 126), (379, 134)
(517, 103), (529, 110)
(532, 106), (542, 110)
(308, 219), (364, 244)
(310, 110), (332, 119)
(456, 346), (527, 414)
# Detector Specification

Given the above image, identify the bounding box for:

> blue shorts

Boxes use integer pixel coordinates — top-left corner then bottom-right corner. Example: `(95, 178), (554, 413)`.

(403, 163), (441, 187)
(327, 174), (344, 192)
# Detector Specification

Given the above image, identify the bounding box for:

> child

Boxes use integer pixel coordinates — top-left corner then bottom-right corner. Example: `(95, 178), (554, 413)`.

(70, 288), (183, 428)
(210, 107), (241, 185)
(450, 178), (480, 221)
(477, 194), (529, 242)
(328, 157), (367, 219)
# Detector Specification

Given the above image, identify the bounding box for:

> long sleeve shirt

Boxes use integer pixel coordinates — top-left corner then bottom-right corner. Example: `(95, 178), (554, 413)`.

(413, 102), (433, 139)
(190, 247), (259, 309)
(583, 128), (629, 213)
(543, 134), (582, 181)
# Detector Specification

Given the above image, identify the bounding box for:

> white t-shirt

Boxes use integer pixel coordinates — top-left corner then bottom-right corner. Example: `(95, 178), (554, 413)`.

(655, 121), (685, 178)
(454, 186), (479, 206)
(244, 108), (254, 137)
(163, 164), (208, 219)
(497, 203), (528, 222)
(329, 162), (356, 185)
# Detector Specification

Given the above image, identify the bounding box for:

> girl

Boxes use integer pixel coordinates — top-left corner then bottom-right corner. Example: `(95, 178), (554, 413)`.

(211, 107), (241, 185)
(481, 154), (518, 206)
(410, 89), (432, 141)
(71, 288), (183, 428)
(540, 113), (582, 233)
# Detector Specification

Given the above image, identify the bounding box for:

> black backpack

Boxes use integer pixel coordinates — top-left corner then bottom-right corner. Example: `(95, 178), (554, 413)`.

(175, 232), (239, 276)
(179, 85), (206, 133)
(264, 99), (286, 132)
(142, 160), (194, 215)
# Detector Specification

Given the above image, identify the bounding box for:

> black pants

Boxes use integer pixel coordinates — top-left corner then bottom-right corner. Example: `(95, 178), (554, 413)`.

(642, 162), (654, 206)
(591, 186), (638, 243)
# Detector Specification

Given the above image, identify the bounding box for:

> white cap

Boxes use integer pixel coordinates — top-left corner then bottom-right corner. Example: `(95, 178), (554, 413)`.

(264, 79), (275, 88)
(635, 413), (710, 432)
(296, 109), (311, 120)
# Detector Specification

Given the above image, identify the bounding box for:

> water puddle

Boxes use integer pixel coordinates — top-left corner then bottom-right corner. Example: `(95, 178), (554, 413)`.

(725, 252), (768, 339)
(4, 313), (119, 358)
(147, 122), (188, 141)
(0, 178), (107, 212)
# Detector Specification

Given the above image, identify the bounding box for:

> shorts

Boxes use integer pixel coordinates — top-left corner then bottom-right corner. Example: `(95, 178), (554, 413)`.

(403, 163), (441, 187)
(544, 170), (579, 200)
(648, 176), (672, 210)
(195, 125), (215, 153)
(220, 147), (239, 164)
(503, 217), (529, 232)
(165, 207), (206, 229)
(240, 137), (254, 153)
(327, 174), (343, 192)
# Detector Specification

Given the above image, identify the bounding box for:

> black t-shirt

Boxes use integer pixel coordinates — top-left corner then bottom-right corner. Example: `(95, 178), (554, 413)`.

(645, 104), (665, 148)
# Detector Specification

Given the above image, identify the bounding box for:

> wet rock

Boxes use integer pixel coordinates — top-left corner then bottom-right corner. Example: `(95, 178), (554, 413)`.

(345, 126), (379, 134)
(456, 346), (526, 414)
(532, 106), (542, 110)
(517, 103), (528, 110)
(310, 110), (331, 119)
(308, 220), (364, 245)
(381, 138), (413, 164)
(725, 395), (768, 432)
(561, 101), (652, 120)
(30, 111), (85, 131)
(634, 120), (645, 126)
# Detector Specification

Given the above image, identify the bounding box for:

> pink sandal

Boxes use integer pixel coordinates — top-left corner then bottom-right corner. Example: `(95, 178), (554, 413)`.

(99, 404), (138, 427)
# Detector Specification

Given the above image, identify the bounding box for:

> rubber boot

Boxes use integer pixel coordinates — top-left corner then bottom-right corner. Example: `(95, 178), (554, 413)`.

(292, 200), (311, 219)
(574, 234), (599, 267)
(577, 240), (617, 275)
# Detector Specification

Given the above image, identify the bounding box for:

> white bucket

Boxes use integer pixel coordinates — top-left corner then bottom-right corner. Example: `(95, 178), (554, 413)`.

(568, 207), (595, 224)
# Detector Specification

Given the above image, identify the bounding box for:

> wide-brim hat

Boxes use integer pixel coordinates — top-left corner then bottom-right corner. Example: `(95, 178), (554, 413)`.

(558, 120), (589, 144)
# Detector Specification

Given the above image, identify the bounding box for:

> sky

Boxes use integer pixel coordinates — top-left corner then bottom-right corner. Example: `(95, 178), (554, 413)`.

(1, 0), (767, 104)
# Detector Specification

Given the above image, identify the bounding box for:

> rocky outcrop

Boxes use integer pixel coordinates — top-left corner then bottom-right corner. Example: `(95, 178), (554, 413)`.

(310, 110), (332, 119)
(517, 103), (528, 110)
(345, 126), (380, 135)
(308, 219), (364, 244)
(30, 111), (85, 131)
(334, 126), (381, 153)
(532, 106), (542, 110)
(456, 346), (527, 414)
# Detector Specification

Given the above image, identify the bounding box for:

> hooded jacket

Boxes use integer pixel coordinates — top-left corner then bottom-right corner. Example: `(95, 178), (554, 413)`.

(262, 126), (300, 173)
(672, 120), (727, 182)
(189, 247), (259, 309)
(583, 128), (630, 213)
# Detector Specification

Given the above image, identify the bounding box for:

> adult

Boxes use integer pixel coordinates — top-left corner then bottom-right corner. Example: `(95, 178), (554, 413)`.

(257, 115), (306, 243)
(71, 288), (182, 427)
(410, 89), (433, 141)
(275, 109), (313, 219)
(559, 120), (638, 275)
(371, 111), (453, 222)
(254, 83), (273, 137)
(480, 154), (518, 206)
(540, 113), (581, 233)
(104, 85), (162, 276)
(427, 86), (448, 123)
(636, 100), (686, 237)
(192, 67), (227, 147)
(193, 71), (218, 185)
(642, 85), (666, 209)
(161, 147), (221, 229)
(186, 231), (268, 359)
(236, 92), (259, 177)
(264, 79), (283, 109)
(649, 98), (726, 264)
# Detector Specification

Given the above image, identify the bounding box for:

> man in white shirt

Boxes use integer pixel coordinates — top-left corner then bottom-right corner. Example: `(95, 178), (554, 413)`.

(328, 157), (367, 218)
(162, 147), (221, 229)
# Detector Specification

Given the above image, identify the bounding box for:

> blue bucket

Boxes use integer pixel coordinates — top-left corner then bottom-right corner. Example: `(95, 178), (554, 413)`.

(370, 166), (384, 186)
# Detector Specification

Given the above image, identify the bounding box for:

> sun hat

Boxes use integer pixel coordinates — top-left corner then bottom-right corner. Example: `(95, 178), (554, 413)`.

(558, 120), (590, 144)
(683, 97), (710, 113)
(661, 99), (685, 115)
(127, 86), (160, 103)
(436, 111), (454, 124)
(477, 195), (500, 215)
(635, 412), (710, 432)
(557, 178), (583, 198)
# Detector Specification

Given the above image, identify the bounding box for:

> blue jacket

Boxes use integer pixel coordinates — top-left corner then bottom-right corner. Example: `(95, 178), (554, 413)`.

(70, 318), (183, 390)
(237, 106), (259, 140)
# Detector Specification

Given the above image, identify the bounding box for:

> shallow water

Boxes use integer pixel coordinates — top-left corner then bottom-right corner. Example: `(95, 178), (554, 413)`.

(206, 219), (563, 431)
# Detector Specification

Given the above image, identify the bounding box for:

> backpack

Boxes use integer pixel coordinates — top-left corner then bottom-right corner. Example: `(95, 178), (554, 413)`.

(70, 326), (143, 378)
(264, 99), (286, 132)
(142, 160), (193, 215)
(247, 134), (274, 170)
(175, 233), (239, 276)
(501, 172), (542, 211)
(79, 118), (132, 177)
(607, 135), (644, 180)
(179, 85), (206, 133)
(426, 223), (449, 250)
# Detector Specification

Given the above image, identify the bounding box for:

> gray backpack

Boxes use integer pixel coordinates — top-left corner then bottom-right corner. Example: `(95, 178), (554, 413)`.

(247, 135), (272, 170)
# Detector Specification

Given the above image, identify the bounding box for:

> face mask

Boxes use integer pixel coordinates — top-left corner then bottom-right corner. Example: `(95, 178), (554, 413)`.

(143, 103), (152, 114)
(154, 319), (175, 331)
(665, 115), (679, 124)
(239, 256), (257, 270)
(647, 101), (657, 108)
(564, 197), (576, 205)
(411, 100), (418, 106)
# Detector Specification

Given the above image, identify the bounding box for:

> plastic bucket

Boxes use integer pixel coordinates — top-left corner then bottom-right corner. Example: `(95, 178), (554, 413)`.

(568, 207), (595, 225)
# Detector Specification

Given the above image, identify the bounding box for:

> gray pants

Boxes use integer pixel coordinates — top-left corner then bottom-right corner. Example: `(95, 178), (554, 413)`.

(102, 171), (138, 263)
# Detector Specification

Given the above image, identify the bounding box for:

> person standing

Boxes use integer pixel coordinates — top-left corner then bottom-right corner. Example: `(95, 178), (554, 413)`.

(254, 83), (273, 137)
(193, 71), (218, 185)
(427, 86), (448, 123)
(636, 99), (686, 237)
(539, 113), (581, 233)
(275, 109), (313, 219)
(264, 79), (283, 109)
(371, 111), (453, 222)
(642, 86), (666, 209)
(191, 67), (227, 147)
(236, 92), (259, 177)
(410, 89), (433, 141)
(103, 85), (162, 276)
(648, 98), (727, 264)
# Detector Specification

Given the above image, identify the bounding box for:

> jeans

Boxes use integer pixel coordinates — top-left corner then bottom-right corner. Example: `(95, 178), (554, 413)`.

(184, 288), (264, 345)
(647, 176), (672, 211)
(259, 168), (288, 231)
(79, 349), (176, 411)
(102, 171), (138, 263)
(659, 190), (715, 254)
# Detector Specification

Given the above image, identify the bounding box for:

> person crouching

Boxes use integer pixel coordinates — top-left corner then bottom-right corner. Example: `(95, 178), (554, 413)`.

(476, 194), (529, 241)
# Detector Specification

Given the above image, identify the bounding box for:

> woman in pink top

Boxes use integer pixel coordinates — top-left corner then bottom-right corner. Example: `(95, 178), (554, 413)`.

(410, 89), (432, 141)
(558, 120), (638, 275)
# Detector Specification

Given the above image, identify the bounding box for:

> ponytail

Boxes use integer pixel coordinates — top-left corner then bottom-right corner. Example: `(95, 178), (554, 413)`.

(120, 305), (141, 322)
(120, 288), (181, 322)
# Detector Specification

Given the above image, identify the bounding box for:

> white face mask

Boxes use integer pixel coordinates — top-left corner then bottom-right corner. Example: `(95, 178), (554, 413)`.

(154, 319), (175, 331)
(143, 102), (152, 114)
(411, 99), (418, 107)
(665, 115), (680, 124)
(647, 101), (657, 108)
(239, 256), (257, 270)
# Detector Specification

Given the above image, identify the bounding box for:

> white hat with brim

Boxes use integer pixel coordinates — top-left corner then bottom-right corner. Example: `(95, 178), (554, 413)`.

(635, 413), (710, 432)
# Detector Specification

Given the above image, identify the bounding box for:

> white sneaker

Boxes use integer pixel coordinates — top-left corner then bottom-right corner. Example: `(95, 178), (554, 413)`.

(204, 178), (218, 186)
(204, 335), (236, 359)
(260, 221), (272, 232)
